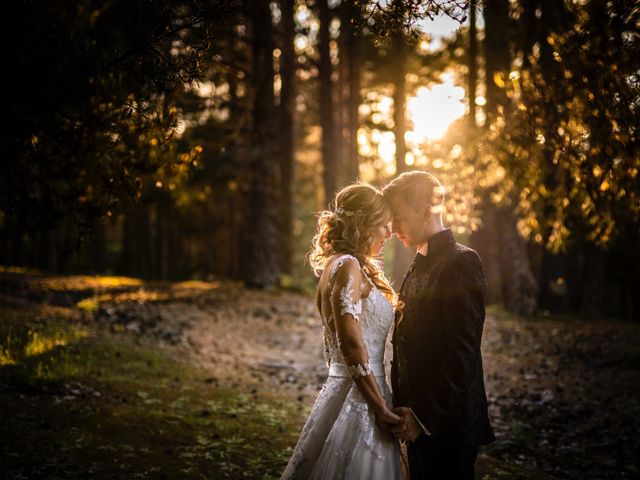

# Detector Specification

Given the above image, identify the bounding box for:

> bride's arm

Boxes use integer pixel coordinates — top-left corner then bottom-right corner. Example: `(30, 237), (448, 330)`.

(330, 260), (400, 427)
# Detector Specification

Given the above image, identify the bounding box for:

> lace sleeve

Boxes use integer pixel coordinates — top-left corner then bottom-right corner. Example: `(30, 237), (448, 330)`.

(330, 255), (363, 322)
(338, 271), (363, 321)
(329, 255), (372, 378)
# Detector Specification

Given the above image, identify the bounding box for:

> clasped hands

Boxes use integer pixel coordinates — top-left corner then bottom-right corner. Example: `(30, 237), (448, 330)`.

(377, 406), (423, 443)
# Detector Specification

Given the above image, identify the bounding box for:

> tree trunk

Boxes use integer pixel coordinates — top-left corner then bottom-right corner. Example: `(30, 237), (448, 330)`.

(496, 207), (538, 315)
(11, 222), (24, 269)
(536, 0), (568, 310)
(226, 36), (244, 282)
(154, 194), (170, 280)
(167, 210), (180, 280)
(468, 1), (506, 302)
(468, 0), (478, 128)
(339, 1), (361, 183)
(121, 210), (134, 277)
(390, 31), (414, 287)
(122, 204), (152, 279)
(278, 0), (296, 275)
(481, 0), (538, 314)
(580, 243), (605, 318)
(242, 0), (280, 288)
(484, 0), (510, 125)
(622, 234), (640, 322)
(228, 189), (242, 280)
(470, 193), (502, 303)
(318, 0), (339, 205)
(91, 219), (107, 274)
(47, 226), (60, 273)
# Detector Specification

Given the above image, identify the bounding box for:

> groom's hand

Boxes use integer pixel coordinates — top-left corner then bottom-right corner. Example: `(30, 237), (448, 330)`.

(374, 406), (401, 439)
(390, 407), (422, 443)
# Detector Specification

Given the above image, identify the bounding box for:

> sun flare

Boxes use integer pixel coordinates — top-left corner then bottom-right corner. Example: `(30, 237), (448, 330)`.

(407, 74), (466, 142)
(371, 74), (466, 168)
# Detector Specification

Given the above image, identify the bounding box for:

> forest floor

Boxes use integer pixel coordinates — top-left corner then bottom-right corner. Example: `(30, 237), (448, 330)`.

(0, 269), (638, 479)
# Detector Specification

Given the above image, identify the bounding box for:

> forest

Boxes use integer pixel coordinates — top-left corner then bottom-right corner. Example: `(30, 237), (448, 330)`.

(2, 0), (638, 319)
(1, 0), (639, 479)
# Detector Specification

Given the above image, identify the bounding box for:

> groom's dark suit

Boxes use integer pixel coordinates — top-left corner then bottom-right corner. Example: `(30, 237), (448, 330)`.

(391, 229), (494, 480)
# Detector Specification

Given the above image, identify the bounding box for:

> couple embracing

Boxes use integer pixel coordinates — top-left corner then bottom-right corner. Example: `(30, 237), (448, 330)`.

(281, 171), (495, 480)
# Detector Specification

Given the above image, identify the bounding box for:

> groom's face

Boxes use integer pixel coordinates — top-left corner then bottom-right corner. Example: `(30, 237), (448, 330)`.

(388, 195), (427, 247)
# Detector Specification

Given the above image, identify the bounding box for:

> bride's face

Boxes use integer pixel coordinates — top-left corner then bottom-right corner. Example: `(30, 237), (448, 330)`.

(369, 221), (392, 256)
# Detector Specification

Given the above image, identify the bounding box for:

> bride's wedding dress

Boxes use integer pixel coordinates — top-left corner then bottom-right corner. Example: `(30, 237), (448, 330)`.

(281, 254), (402, 480)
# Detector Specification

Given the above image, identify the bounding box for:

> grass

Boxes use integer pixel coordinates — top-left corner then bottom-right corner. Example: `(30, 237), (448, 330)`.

(0, 304), (303, 479)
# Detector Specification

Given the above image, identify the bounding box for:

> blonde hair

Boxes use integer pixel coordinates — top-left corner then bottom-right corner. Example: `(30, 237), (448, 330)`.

(382, 170), (444, 213)
(308, 182), (397, 306)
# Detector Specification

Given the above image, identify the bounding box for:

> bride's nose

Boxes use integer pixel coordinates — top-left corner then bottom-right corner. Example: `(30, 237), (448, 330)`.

(384, 225), (392, 238)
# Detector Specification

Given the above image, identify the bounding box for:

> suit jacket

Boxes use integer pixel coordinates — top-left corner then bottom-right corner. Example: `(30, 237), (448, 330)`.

(391, 229), (495, 446)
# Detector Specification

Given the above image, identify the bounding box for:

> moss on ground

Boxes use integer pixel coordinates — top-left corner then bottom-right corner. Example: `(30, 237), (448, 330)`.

(0, 304), (302, 479)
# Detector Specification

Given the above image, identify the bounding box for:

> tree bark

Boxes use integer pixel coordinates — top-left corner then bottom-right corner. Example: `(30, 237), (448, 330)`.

(621, 234), (640, 322)
(467, 1), (506, 302)
(580, 243), (606, 318)
(468, 0), (478, 128)
(496, 207), (538, 315)
(154, 194), (170, 280)
(242, 0), (280, 288)
(91, 219), (107, 274)
(536, 0), (568, 310)
(390, 31), (414, 287)
(318, 0), (339, 205)
(484, 0), (511, 125)
(480, 0), (538, 314)
(470, 193), (502, 303)
(278, 0), (296, 275)
(122, 204), (153, 279)
(339, 1), (361, 183)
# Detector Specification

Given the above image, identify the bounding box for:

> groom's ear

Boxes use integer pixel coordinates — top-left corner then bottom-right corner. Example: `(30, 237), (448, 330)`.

(422, 203), (432, 221)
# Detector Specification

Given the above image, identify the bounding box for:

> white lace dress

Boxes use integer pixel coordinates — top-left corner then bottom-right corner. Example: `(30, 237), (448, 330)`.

(280, 254), (402, 480)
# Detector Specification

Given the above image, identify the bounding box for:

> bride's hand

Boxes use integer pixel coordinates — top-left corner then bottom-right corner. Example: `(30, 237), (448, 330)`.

(377, 406), (401, 424)
(375, 405), (401, 436)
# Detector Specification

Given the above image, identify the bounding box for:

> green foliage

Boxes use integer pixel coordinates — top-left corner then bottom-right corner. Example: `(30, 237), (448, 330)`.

(361, 0), (468, 41)
(483, 0), (639, 250)
(1, 0), (238, 235)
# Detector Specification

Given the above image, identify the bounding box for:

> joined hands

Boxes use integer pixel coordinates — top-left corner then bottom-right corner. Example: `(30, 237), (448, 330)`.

(390, 407), (423, 443)
(375, 405), (401, 439)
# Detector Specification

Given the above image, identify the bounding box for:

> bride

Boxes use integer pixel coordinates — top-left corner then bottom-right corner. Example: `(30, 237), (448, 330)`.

(281, 183), (403, 479)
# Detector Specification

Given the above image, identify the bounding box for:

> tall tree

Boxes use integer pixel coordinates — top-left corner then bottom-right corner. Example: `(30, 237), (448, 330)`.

(318, 0), (340, 205)
(390, 28), (415, 287)
(279, 0), (297, 274)
(478, 0), (639, 319)
(535, 0), (571, 310)
(466, 0), (505, 302)
(243, 0), (281, 288)
(482, 0), (538, 315)
(468, 0), (478, 129)
(339, 1), (362, 182)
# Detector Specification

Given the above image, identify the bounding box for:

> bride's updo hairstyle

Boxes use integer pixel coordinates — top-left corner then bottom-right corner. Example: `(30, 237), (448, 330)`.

(309, 182), (397, 306)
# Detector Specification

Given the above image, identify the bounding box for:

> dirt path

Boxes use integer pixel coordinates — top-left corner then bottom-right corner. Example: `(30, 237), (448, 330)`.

(89, 284), (327, 401)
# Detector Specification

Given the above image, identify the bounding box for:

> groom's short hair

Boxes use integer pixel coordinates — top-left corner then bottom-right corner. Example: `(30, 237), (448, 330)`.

(382, 170), (444, 213)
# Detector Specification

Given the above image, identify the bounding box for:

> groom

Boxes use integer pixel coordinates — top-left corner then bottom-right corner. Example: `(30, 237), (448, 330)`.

(383, 171), (494, 480)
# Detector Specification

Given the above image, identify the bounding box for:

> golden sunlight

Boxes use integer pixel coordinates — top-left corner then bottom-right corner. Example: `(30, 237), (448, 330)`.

(358, 74), (467, 179)
(407, 74), (466, 142)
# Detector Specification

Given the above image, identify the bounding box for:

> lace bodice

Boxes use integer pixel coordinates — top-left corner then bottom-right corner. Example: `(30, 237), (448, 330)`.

(321, 254), (395, 369)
